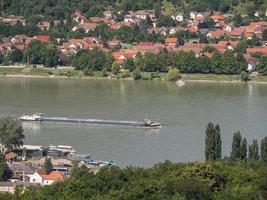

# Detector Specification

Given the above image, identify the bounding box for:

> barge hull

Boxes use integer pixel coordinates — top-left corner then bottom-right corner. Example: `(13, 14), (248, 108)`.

(40, 117), (146, 127)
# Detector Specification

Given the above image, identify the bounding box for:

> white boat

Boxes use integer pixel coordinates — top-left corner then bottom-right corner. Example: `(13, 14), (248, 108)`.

(19, 113), (43, 121)
(48, 145), (76, 154)
(176, 80), (185, 86)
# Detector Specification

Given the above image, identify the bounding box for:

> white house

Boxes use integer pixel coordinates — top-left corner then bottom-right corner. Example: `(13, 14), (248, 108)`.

(171, 13), (184, 22)
(29, 172), (43, 185)
(190, 11), (197, 20)
(124, 15), (136, 23)
(29, 171), (66, 186)
(169, 27), (180, 35)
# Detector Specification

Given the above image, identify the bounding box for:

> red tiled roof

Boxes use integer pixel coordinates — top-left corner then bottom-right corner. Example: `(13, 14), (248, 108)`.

(202, 52), (213, 58)
(228, 30), (243, 36)
(209, 30), (225, 38)
(5, 152), (18, 160)
(165, 38), (177, 44)
(139, 41), (154, 46)
(188, 27), (198, 33)
(33, 35), (50, 43)
(42, 171), (66, 181)
(211, 15), (225, 21)
(247, 47), (267, 55)
(83, 22), (97, 30)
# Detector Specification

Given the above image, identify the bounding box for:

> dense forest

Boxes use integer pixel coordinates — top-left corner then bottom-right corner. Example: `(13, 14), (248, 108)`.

(2, 0), (267, 20)
(0, 160), (266, 199)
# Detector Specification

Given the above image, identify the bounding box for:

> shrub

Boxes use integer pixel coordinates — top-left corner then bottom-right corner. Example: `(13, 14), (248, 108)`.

(241, 71), (250, 82)
(166, 68), (181, 81)
(133, 69), (142, 80)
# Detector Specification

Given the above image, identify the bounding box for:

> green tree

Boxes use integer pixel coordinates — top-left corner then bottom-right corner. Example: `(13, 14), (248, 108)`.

(257, 56), (267, 75)
(124, 58), (136, 72)
(235, 40), (248, 53)
(240, 137), (247, 160)
(0, 154), (11, 181)
(241, 71), (250, 82)
(111, 62), (120, 74)
(235, 53), (247, 74)
(162, 0), (175, 16)
(221, 50), (236, 74)
(197, 56), (211, 73)
(24, 41), (59, 67)
(8, 48), (23, 63)
(205, 123), (221, 160)
(44, 157), (53, 175)
(166, 68), (181, 81)
(260, 137), (267, 163)
(231, 131), (242, 160)
(133, 69), (142, 80)
(248, 140), (259, 160)
(211, 51), (223, 74)
(72, 48), (110, 74)
(263, 29), (267, 41)
(0, 118), (24, 152)
(214, 124), (222, 160)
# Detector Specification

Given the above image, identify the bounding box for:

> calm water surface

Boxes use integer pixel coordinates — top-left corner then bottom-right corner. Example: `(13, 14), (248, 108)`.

(0, 77), (267, 167)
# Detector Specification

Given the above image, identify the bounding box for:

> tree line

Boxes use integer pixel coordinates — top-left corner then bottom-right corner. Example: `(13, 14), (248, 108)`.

(205, 122), (267, 163)
(71, 48), (248, 75)
(3, 0), (266, 21)
(0, 40), (59, 67)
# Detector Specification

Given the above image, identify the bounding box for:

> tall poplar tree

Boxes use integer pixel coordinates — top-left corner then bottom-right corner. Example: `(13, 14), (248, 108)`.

(261, 137), (267, 163)
(240, 137), (247, 160)
(231, 131), (242, 160)
(205, 123), (222, 160)
(214, 124), (222, 159)
(248, 140), (259, 160)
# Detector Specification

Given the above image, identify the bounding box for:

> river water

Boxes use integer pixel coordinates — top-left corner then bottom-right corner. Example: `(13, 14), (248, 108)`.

(0, 77), (267, 167)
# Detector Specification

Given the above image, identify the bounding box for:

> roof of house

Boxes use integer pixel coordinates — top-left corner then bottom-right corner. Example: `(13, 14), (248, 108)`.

(165, 38), (177, 43)
(5, 152), (18, 160)
(33, 35), (50, 43)
(139, 41), (154, 46)
(9, 162), (36, 174)
(209, 30), (225, 37)
(228, 30), (243, 36)
(42, 171), (66, 181)
(83, 22), (97, 30)
(211, 14), (225, 21)
(247, 47), (267, 55)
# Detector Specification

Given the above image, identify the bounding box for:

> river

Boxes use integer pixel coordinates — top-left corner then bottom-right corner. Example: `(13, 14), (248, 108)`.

(0, 77), (267, 167)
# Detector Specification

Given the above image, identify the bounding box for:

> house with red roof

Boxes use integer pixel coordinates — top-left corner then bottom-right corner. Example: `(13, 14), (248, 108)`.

(4, 152), (18, 163)
(107, 39), (121, 49)
(37, 21), (50, 30)
(210, 14), (225, 22)
(29, 171), (66, 186)
(207, 30), (225, 38)
(228, 28), (244, 39)
(73, 10), (86, 25)
(247, 47), (267, 55)
(33, 35), (51, 43)
(165, 38), (178, 47)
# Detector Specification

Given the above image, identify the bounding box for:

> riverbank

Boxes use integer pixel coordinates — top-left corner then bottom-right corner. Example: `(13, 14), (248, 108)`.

(1, 66), (267, 83)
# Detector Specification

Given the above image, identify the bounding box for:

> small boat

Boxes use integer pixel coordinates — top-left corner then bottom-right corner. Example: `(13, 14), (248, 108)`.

(176, 79), (185, 86)
(19, 113), (43, 121)
(144, 119), (161, 128)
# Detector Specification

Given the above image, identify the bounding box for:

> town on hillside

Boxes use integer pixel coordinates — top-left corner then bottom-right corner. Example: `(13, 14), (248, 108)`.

(0, 6), (266, 76)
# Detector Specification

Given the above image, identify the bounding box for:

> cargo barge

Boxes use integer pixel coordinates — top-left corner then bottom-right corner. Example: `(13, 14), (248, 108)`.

(19, 113), (161, 128)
